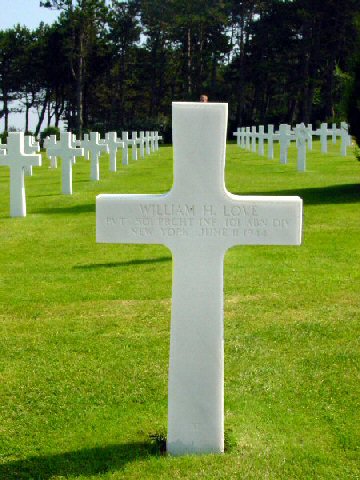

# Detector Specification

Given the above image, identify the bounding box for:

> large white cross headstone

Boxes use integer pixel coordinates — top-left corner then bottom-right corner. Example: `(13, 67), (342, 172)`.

(47, 132), (84, 194)
(105, 132), (124, 172)
(0, 132), (41, 217)
(318, 123), (329, 153)
(96, 103), (303, 456)
(340, 122), (349, 156)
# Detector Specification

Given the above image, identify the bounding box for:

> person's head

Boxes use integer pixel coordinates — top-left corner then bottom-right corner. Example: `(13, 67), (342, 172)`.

(200, 94), (208, 103)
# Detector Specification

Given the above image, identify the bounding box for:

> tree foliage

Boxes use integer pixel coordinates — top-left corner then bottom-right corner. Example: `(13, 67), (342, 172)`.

(0, 0), (359, 140)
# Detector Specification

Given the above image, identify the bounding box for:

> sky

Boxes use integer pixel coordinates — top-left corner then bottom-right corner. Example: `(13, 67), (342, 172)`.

(0, 0), (61, 132)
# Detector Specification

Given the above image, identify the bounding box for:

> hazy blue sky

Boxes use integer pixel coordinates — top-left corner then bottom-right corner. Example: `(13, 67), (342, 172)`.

(0, 1), (61, 131)
(0, 0), (60, 30)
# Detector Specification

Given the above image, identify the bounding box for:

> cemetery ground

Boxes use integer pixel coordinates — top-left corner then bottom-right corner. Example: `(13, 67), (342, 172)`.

(0, 140), (359, 480)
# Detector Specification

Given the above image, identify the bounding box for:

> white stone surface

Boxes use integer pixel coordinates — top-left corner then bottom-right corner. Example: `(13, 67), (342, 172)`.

(47, 132), (84, 194)
(150, 131), (156, 152)
(332, 123), (337, 144)
(96, 102), (303, 456)
(0, 132), (41, 217)
(105, 132), (124, 172)
(89, 132), (109, 181)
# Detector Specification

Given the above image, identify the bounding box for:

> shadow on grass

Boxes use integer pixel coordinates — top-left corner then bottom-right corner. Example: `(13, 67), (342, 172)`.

(233, 184), (359, 205)
(73, 256), (172, 270)
(36, 203), (95, 215)
(0, 442), (162, 480)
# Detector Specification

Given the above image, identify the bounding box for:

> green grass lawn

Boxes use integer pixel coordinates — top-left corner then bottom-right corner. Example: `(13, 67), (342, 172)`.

(0, 140), (359, 479)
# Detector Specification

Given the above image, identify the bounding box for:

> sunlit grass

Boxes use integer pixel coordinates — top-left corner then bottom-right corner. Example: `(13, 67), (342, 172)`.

(0, 141), (359, 479)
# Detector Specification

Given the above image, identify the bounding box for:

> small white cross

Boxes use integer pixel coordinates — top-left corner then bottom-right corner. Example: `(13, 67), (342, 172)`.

(0, 132), (41, 217)
(105, 132), (124, 172)
(46, 132), (84, 194)
(89, 132), (109, 180)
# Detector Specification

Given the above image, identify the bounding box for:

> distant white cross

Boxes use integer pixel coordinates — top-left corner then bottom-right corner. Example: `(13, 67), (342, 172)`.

(138, 131), (146, 158)
(81, 133), (91, 160)
(131, 132), (138, 161)
(89, 132), (109, 180)
(96, 103), (303, 456)
(0, 132), (41, 217)
(121, 132), (136, 165)
(145, 131), (151, 155)
(44, 135), (58, 168)
(295, 123), (310, 171)
(105, 132), (124, 172)
(23, 135), (40, 176)
(47, 132), (84, 194)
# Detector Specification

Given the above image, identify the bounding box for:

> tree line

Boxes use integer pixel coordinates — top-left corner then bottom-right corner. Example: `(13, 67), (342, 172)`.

(1, 0), (360, 142)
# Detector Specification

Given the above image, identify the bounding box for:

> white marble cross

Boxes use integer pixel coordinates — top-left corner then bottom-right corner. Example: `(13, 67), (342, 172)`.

(81, 133), (91, 160)
(340, 122), (349, 156)
(316, 123), (329, 153)
(105, 132), (124, 172)
(307, 124), (313, 150)
(295, 123), (310, 172)
(121, 132), (135, 165)
(47, 132), (84, 194)
(258, 125), (265, 156)
(89, 132), (109, 180)
(154, 132), (163, 151)
(233, 128), (241, 147)
(251, 126), (257, 152)
(279, 124), (294, 164)
(44, 135), (58, 168)
(24, 135), (40, 176)
(266, 125), (276, 159)
(145, 131), (151, 155)
(131, 132), (138, 160)
(245, 127), (251, 150)
(138, 131), (146, 158)
(96, 102), (303, 456)
(0, 132), (41, 217)
(332, 123), (337, 144)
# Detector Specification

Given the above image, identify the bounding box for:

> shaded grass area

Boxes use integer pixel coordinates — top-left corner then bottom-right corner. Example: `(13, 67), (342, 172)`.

(0, 142), (359, 479)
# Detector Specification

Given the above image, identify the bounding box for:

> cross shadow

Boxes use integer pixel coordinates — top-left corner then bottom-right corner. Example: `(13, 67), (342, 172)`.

(36, 204), (95, 215)
(73, 256), (172, 270)
(0, 441), (162, 480)
(232, 184), (359, 205)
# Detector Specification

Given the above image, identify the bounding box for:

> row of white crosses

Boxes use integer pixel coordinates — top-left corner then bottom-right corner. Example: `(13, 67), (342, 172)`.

(45, 130), (162, 189)
(0, 130), (162, 217)
(233, 122), (352, 171)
